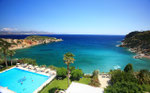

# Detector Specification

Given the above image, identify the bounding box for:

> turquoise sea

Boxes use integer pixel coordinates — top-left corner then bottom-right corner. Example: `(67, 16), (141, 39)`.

(1, 35), (150, 73)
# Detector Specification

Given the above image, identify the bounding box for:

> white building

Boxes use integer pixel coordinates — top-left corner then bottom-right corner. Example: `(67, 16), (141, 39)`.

(66, 82), (104, 93)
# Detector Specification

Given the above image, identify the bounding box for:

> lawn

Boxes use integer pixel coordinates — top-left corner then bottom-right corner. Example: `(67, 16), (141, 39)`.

(40, 77), (91, 93)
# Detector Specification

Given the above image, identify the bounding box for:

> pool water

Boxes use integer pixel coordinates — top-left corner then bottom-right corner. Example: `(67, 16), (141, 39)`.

(0, 68), (49, 93)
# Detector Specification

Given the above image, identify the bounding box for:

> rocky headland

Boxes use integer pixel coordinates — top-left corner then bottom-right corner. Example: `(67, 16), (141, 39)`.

(119, 30), (150, 59)
(1, 35), (63, 50)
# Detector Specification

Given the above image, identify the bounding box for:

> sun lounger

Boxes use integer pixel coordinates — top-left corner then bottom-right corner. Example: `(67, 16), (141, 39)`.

(16, 63), (20, 67)
(22, 63), (28, 68)
(40, 67), (46, 72)
(44, 69), (51, 73)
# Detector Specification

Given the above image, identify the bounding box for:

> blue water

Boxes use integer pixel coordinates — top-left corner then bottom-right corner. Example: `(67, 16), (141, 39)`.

(0, 35), (150, 73)
(0, 68), (49, 93)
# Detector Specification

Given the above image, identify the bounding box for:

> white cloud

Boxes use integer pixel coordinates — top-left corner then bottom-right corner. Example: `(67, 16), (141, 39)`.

(1, 27), (18, 31)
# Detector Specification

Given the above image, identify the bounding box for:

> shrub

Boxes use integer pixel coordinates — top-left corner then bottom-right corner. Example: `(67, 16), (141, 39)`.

(110, 69), (138, 85)
(92, 70), (100, 77)
(104, 82), (143, 93)
(40, 65), (46, 68)
(124, 63), (133, 73)
(142, 84), (150, 92)
(48, 65), (57, 70)
(56, 67), (67, 79)
(0, 58), (4, 65)
(89, 70), (100, 87)
(137, 69), (150, 84)
(18, 58), (37, 65)
(70, 66), (75, 71)
(89, 76), (100, 87)
(70, 69), (84, 81)
(48, 87), (62, 93)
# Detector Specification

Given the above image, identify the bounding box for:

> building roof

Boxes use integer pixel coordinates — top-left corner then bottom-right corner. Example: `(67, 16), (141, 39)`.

(66, 82), (104, 93)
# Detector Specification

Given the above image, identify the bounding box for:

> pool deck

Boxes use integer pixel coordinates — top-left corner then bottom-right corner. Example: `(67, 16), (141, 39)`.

(0, 86), (16, 93)
(0, 66), (56, 93)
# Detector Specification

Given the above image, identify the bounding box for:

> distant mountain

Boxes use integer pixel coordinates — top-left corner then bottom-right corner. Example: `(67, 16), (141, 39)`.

(0, 30), (53, 35)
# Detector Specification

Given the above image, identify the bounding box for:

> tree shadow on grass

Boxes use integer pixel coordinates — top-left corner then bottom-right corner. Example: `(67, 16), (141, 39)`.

(48, 87), (63, 93)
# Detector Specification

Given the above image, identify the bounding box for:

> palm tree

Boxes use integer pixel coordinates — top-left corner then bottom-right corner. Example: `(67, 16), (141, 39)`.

(8, 50), (16, 66)
(63, 52), (75, 87)
(0, 39), (11, 67)
(0, 49), (3, 59)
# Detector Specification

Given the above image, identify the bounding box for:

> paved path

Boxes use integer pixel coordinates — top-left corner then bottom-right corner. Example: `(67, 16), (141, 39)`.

(98, 74), (110, 89)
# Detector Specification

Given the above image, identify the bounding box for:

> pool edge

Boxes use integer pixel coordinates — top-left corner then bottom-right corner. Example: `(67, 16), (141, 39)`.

(0, 66), (56, 93)
(33, 74), (56, 93)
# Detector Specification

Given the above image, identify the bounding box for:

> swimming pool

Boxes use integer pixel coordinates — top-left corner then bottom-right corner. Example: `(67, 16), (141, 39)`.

(0, 67), (50, 93)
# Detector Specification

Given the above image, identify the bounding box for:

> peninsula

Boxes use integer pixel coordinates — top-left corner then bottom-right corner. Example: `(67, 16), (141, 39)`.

(119, 30), (150, 59)
(1, 35), (63, 50)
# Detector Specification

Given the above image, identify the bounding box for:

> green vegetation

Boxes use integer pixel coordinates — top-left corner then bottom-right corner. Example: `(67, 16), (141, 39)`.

(75, 77), (91, 84)
(105, 63), (150, 93)
(56, 67), (67, 79)
(89, 70), (100, 87)
(25, 35), (56, 40)
(0, 65), (15, 72)
(105, 81), (143, 93)
(92, 70), (100, 77)
(70, 69), (84, 81)
(0, 39), (16, 68)
(8, 50), (16, 66)
(18, 58), (37, 65)
(40, 77), (91, 93)
(142, 84), (150, 92)
(110, 69), (138, 85)
(40, 78), (69, 93)
(0, 39), (12, 67)
(124, 63), (133, 73)
(48, 65), (58, 70)
(63, 52), (75, 87)
(137, 69), (150, 85)
(122, 30), (150, 55)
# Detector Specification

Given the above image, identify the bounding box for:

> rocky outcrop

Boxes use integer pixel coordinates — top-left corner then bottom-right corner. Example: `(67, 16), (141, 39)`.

(119, 31), (150, 59)
(1, 35), (63, 50)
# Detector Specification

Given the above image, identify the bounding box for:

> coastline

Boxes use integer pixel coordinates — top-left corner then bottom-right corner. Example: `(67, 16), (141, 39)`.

(1, 36), (63, 50)
(119, 42), (150, 59)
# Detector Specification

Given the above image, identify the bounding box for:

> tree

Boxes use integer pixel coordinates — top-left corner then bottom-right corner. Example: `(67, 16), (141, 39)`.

(89, 75), (101, 87)
(104, 81), (143, 93)
(124, 63), (133, 73)
(137, 69), (150, 84)
(0, 39), (11, 67)
(92, 70), (100, 77)
(63, 52), (75, 87)
(8, 50), (16, 66)
(70, 69), (83, 81)
(56, 67), (67, 79)
(70, 66), (75, 72)
(0, 49), (3, 59)
(110, 69), (138, 85)
(89, 70), (100, 87)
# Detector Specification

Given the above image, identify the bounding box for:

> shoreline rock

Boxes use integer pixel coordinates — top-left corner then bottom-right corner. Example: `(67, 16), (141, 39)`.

(118, 31), (150, 60)
(1, 36), (63, 50)
(119, 43), (150, 59)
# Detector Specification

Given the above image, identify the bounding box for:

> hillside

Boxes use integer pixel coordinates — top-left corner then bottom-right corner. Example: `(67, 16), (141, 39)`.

(1, 35), (63, 50)
(120, 30), (150, 58)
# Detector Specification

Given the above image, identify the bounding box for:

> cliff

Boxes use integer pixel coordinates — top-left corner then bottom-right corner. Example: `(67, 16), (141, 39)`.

(120, 30), (150, 59)
(1, 35), (63, 50)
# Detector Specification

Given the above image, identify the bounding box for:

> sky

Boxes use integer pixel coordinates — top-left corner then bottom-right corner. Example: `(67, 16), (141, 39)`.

(0, 0), (150, 35)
